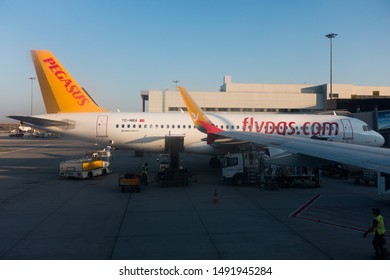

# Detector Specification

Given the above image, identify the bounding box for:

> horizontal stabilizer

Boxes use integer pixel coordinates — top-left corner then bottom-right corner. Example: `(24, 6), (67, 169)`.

(7, 115), (71, 127)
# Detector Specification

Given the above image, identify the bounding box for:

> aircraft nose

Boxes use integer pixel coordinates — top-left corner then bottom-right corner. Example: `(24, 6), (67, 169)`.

(374, 132), (385, 146)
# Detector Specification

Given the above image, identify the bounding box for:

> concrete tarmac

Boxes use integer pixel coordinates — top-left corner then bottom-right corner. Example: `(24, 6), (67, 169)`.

(0, 135), (389, 260)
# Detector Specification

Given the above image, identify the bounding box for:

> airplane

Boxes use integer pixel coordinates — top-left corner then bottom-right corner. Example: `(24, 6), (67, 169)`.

(18, 124), (32, 133)
(178, 86), (390, 194)
(8, 50), (385, 167)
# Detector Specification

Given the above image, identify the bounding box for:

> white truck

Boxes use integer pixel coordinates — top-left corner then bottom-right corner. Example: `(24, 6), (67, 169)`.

(60, 158), (111, 179)
(222, 151), (265, 185)
(222, 151), (320, 187)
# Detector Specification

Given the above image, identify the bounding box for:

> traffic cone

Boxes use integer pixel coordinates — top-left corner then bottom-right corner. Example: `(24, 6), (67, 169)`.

(212, 188), (219, 204)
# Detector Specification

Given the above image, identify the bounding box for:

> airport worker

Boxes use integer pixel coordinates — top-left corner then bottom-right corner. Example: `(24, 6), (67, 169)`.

(141, 162), (148, 185)
(363, 208), (388, 259)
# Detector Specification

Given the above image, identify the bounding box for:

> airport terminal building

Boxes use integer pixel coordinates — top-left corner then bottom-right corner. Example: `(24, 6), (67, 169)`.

(141, 76), (390, 114)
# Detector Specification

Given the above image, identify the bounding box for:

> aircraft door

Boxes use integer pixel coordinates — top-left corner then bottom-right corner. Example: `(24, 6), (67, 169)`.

(96, 115), (108, 137)
(341, 119), (353, 140)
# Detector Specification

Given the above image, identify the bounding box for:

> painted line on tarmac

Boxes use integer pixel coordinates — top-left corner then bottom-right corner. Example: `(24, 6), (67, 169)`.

(289, 194), (378, 234)
(289, 194), (321, 218)
(293, 214), (366, 233)
(0, 144), (51, 156)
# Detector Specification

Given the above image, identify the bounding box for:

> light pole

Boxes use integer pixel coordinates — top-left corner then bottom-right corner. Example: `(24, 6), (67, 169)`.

(172, 80), (180, 90)
(28, 77), (36, 115)
(325, 32), (337, 99)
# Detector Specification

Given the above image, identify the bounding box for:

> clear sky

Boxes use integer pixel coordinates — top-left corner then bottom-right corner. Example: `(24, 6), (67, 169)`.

(1, 0), (389, 121)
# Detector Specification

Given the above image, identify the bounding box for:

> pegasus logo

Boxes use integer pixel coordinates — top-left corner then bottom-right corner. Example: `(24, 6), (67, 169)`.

(191, 112), (199, 121)
(42, 57), (89, 106)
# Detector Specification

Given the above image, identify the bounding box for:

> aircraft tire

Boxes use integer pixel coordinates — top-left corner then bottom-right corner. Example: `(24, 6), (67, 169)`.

(234, 174), (245, 186)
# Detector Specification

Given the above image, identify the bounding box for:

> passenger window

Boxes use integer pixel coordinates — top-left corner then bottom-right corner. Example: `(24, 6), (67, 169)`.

(116, 124), (119, 128)
(161, 125), (164, 128)
(155, 125), (158, 129)
(172, 125), (175, 129)
(167, 125), (170, 129)
(178, 125), (181, 129)
(133, 124), (136, 128)
(144, 124), (147, 128)
(122, 124), (125, 128)
(127, 124), (130, 128)
(183, 125), (186, 129)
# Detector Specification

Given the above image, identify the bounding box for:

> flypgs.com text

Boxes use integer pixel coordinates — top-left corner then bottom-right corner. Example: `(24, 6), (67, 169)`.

(242, 117), (339, 136)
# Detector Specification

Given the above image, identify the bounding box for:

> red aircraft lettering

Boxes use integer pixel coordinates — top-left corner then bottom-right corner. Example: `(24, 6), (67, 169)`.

(242, 117), (338, 137)
(43, 57), (89, 106)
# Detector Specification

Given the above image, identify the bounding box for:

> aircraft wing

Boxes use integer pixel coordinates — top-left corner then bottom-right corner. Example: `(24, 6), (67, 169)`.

(7, 115), (71, 128)
(204, 121), (390, 173)
(178, 86), (390, 174)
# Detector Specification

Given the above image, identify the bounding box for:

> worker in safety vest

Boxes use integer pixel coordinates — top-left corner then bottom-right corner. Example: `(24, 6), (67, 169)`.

(141, 162), (148, 185)
(363, 208), (387, 259)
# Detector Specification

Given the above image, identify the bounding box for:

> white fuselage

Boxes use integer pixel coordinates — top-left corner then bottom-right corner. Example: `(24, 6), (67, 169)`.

(34, 112), (385, 154)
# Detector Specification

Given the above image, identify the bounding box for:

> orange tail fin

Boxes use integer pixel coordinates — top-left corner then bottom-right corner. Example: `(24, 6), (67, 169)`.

(31, 50), (107, 113)
(177, 86), (214, 132)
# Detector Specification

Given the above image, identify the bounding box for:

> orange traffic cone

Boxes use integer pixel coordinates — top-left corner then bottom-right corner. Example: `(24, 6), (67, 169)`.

(212, 188), (219, 204)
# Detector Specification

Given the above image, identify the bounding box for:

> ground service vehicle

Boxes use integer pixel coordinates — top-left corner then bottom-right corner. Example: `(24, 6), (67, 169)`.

(118, 172), (141, 192)
(222, 151), (320, 187)
(157, 153), (170, 171)
(156, 153), (190, 186)
(222, 151), (265, 185)
(60, 158), (111, 179)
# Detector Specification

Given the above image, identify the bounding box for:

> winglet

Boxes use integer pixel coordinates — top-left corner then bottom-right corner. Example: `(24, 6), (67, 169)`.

(31, 50), (107, 113)
(178, 86), (223, 144)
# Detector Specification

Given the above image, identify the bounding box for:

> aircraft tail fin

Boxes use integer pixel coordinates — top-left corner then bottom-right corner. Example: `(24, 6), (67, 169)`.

(31, 50), (107, 113)
(177, 86), (215, 133)
(178, 86), (224, 144)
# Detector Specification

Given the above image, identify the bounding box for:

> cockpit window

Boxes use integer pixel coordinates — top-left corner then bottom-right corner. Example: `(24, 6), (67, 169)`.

(362, 125), (372, 131)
